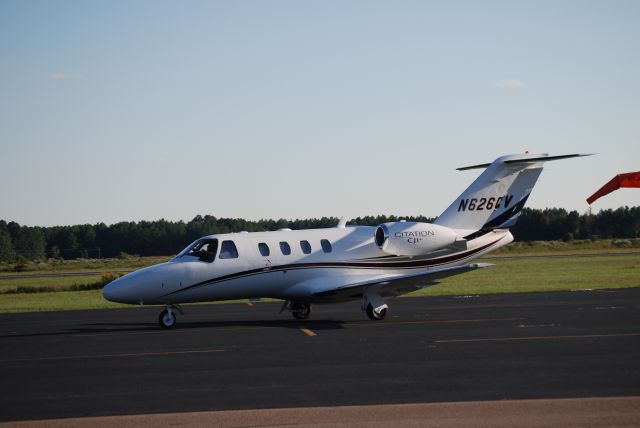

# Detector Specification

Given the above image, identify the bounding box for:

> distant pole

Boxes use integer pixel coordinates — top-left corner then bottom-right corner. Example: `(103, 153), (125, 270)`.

(98, 247), (101, 259)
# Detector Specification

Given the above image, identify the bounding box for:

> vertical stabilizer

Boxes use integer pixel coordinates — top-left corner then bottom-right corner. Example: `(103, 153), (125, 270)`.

(434, 153), (589, 238)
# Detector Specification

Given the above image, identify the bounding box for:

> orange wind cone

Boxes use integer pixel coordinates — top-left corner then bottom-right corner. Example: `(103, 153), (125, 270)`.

(587, 172), (640, 204)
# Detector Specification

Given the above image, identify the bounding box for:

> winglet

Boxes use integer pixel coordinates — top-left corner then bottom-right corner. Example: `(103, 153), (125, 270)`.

(336, 217), (349, 228)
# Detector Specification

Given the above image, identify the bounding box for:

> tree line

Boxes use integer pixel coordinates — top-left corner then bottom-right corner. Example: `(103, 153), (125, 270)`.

(0, 207), (638, 262)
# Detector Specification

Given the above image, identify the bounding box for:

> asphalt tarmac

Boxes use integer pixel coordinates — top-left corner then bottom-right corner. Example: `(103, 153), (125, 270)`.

(1, 288), (639, 422)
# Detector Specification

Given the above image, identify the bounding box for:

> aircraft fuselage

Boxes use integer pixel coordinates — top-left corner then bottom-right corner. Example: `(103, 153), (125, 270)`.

(103, 225), (512, 306)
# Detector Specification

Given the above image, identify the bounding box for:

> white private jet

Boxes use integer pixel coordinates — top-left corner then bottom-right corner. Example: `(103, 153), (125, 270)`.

(103, 153), (588, 328)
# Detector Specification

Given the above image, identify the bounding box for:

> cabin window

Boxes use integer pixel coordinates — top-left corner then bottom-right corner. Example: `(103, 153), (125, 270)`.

(280, 241), (291, 255)
(219, 240), (239, 259)
(321, 239), (332, 253)
(258, 242), (270, 257)
(300, 240), (311, 254)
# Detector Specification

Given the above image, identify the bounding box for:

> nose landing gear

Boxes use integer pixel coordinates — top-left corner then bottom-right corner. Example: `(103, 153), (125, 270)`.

(292, 302), (312, 320)
(158, 304), (183, 329)
(280, 301), (312, 320)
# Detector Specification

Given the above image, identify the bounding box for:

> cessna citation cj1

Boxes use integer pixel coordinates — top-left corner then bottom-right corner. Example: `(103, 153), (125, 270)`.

(103, 153), (588, 328)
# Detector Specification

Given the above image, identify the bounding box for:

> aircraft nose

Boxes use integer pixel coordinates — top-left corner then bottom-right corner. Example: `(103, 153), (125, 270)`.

(102, 277), (129, 303)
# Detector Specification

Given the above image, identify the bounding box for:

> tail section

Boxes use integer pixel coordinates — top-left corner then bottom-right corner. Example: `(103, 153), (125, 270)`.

(434, 153), (590, 238)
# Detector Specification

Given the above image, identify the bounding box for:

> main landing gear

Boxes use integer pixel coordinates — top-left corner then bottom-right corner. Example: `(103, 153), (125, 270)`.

(362, 290), (388, 321)
(280, 294), (388, 322)
(158, 305), (183, 329)
(281, 301), (312, 320)
(365, 303), (388, 320)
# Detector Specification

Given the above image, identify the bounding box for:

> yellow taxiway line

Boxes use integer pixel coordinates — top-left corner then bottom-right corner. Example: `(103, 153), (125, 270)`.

(299, 327), (317, 337)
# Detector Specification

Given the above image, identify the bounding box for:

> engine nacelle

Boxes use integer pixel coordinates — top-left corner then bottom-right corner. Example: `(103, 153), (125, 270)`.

(374, 221), (460, 256)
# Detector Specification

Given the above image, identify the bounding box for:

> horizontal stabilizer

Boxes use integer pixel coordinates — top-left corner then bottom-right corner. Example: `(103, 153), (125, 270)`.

(457, 153), (592, 171)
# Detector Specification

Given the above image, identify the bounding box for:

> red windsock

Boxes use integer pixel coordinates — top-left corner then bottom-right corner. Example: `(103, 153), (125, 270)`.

(587, 172), (640, 204)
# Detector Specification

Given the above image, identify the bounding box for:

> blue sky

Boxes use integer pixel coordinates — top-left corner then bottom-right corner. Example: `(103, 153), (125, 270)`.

(1, 1), (639, 226)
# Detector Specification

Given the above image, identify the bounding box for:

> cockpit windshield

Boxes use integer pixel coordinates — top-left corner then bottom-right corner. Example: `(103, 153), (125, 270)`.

(176, 238), (218, 262)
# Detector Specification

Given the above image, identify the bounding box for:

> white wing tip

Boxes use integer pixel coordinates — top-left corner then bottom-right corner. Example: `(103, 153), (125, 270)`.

(471, 263), (494, 269)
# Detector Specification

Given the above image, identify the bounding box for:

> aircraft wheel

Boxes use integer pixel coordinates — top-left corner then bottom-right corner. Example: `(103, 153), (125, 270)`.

(159, 308), (177, 329)
(366, 303), (387, 321)
(292, 303), (311, 320)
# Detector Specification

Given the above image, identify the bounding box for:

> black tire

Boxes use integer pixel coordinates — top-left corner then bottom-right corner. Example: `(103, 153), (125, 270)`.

(366, 303), (387, 321)
(159, 309), (177, 329)
(292, 303), (311, 320)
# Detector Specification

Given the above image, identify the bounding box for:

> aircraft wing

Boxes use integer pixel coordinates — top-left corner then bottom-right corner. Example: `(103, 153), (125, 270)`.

(310, 263), (493, 303)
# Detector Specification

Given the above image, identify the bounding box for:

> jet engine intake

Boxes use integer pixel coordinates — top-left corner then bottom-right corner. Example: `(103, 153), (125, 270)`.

(374, 221), (459, 256)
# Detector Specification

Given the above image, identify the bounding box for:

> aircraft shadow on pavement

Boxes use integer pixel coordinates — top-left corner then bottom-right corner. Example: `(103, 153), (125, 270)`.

(0, 316), (353, 339)
(72, 318), (349, 334)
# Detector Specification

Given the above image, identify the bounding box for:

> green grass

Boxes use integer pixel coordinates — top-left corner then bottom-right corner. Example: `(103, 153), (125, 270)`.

(0, 239), (638, 275)
(491, 238), (640, 256)
(0, 272), (124, 295)
(410, 254), (640, 296)
(0, 290), (129, 313)
(0, 275), (102, 294)
(0, 256), (169, 274)
(0, 251), (638, 313)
